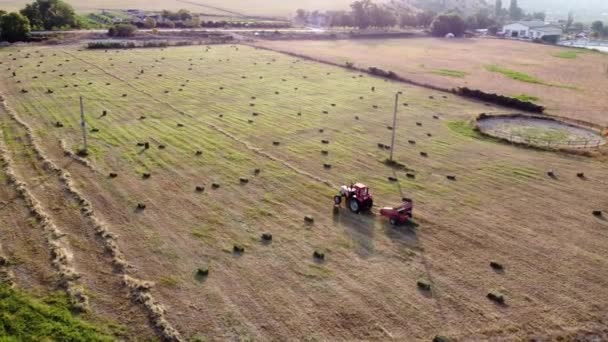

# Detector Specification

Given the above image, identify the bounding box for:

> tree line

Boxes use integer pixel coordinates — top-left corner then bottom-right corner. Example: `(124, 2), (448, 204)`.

(295, 0), (551, 37)
(0, 0), (80, 42)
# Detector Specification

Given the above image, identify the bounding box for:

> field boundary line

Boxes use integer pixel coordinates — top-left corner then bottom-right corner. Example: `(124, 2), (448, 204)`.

(0, 95), (183, 342)
(63, 50), (337, 189)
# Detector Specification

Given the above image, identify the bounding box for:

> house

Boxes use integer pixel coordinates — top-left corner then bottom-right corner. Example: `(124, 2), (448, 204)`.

(502, 21), (563, 42)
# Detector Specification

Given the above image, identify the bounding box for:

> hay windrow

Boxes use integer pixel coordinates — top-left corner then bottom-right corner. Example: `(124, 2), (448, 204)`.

(0, 143), (88, 312)
(0, 97), (182, 340)
(0, 243), (14, 287)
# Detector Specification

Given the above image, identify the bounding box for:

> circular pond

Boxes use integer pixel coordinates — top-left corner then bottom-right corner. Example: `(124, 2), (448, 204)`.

(477, 115), (605, 149)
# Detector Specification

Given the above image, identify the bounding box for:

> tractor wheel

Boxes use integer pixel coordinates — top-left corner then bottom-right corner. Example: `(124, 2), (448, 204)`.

(334, 195), (342, 205)
(349, 198), (361, 213)
(363, 199), (374, 212)
(390, 217), (398, 226)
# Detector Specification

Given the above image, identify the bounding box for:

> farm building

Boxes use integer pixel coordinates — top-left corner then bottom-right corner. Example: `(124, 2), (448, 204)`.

(502, 21), (563, 42)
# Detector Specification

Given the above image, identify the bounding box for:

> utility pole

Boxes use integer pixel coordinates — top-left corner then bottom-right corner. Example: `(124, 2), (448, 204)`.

(389, 92), (399, 162)
(79, 96), (88, 155)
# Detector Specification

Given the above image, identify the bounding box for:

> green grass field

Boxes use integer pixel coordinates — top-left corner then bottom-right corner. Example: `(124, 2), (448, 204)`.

(0, 44), (607, 341)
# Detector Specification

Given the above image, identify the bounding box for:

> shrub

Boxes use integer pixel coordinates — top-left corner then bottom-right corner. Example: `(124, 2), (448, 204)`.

(1, 12), (31, 42)
(108, 24), (137, 37)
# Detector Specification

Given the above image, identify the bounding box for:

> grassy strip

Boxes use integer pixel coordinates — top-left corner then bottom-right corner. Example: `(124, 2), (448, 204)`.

(432, 69), (468, 78)
(513, 94), (540, 102)
(552, 50), (584, 59)
(0, 285), (116, 341)
(485, 64), (578, 90)
(447, 120), (485, 139)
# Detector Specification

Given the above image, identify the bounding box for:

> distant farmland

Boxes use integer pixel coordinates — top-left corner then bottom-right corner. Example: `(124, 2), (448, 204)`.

(0, 0), (355, 15)
(0, 44), (607, 340)
(256, 37), (608, 125)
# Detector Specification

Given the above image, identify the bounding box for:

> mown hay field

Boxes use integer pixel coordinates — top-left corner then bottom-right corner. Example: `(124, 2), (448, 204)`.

(0, 44), (607, 340)
(256, 37), (608, 125)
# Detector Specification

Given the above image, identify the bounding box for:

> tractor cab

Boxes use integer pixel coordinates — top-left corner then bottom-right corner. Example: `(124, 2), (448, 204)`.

(335, 183), (374, 213)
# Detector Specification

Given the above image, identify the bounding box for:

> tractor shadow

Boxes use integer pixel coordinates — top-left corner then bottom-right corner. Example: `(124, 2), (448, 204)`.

(333, 209), (376, 258)
(383, 219), (421, 252)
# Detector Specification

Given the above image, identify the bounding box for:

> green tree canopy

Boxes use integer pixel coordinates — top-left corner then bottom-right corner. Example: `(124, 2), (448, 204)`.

(108, 23), (137, 37)
(0, 12), (31, 42)
(431, 13), (466, 37)
(591, 20), (604, 33)
(20, 0), (78, 30)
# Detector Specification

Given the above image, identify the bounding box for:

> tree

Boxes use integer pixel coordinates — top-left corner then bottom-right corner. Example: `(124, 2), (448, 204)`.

(295, 9), (308, 24)
(399, 12), (417, 28)
(509, 0), (524, 21)
(565, 11), (574, 31)
(143, 17), (156, 29)
(572, 22), (585, 32)
(416, 10), (437, 27)
(184, 15), (201, 28)
(532, 12), (546, 21)
(108, 23), (137, 37)
(431, 13), (466, 37)
(495, 0), (502, 18)
(0, 12), (30, 42)
(591, 20), (604, 33)
(351, 0), (374, 29)
(20, 0), (78, 30)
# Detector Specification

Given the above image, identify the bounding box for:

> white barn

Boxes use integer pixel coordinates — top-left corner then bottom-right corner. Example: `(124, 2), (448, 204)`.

(502, 21), (563, 41)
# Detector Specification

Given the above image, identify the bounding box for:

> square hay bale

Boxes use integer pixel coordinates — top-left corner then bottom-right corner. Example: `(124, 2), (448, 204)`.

(420, 152), (428, 157)
(240, 177), (249, 184)
(261, 233), (273, 241)
(388, 176), (398, 182)
(142, 173), (151, 179)
(196, 268), (209, 277)
(487, 292), (505, 305)
(313, 251), (325, 260)
(321, 150), (329, 155)
(417, 280), (431, 291)
(446, 175), (457, 181)
(233, 245), (245, 254)
(304, 215), (314, 224)
(109, 173), (118, 178)
(321, 140), (330, 144)
(490, 261), (504, 271)
(195, 150), (203, 156)
(212, 183), (220, 189)
(323, 164), (332, 169)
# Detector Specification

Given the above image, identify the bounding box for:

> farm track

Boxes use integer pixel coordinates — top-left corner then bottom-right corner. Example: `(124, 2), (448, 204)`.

(0, 99), (166, 340)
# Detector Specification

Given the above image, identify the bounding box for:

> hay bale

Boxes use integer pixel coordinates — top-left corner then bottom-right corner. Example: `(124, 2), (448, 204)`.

(142, 173), (151, 179)
(109, 173), (118, 178)
(304, 215), (314, 224)
(122, 94), (127, 97)
(139, 116), (146, 120)
(252, 112), (259, 116)
(446, 175), (457, 181)
(417, 280), (431, 291)
(240, 178), (249, 184)
(323, 164), (332, 169)
(577, 173), (585, 179)
(137, 203), (146, 210)
(420, 152), (428, 157)
(408, 140), (416, 145)
(547, 170), (556, 178)
(196, 268), (209, 277)
(47, 89), (53, 94)
(195, 150), (203, 156)
(387, 126), (393, 131)
(272, 141), (280, 146)
(313, 251), (325, 260)
(319, 129), (324, 133)
(90, 128), (99, 133)
(490, 261), (504, 271)
(487, 292), (505, 305)
(355, 116), (359, 120)
(144, 142), (150, 149)
(427, 133), (433, 137)
(371, 87), (375, 92)
(55, 121), (63, 128)
(377, 143), (384, 148)
(321, 140), (330, 144)
(429, 96), (434, 99)
(388, 176), (398, 182)
(593, 210), (603, 217)
(321, 150), (329, 155)
(261, 233), (273, 241)
(212, 183), (220, 189)
(416, 122), (422, 127)
(102, 110), (107, 117)
(158, 145), (166, 150)
(322, 111), (329, 114)
(406, 173), (416, 179)
(433, 115), (439, 120)
(233, 245), (245, 254)
(248, 120), (254, 124)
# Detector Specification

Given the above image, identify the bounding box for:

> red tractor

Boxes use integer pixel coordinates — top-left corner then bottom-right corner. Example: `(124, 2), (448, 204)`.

(380, 199), (414, 226)
(334, 183), (374, 213)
